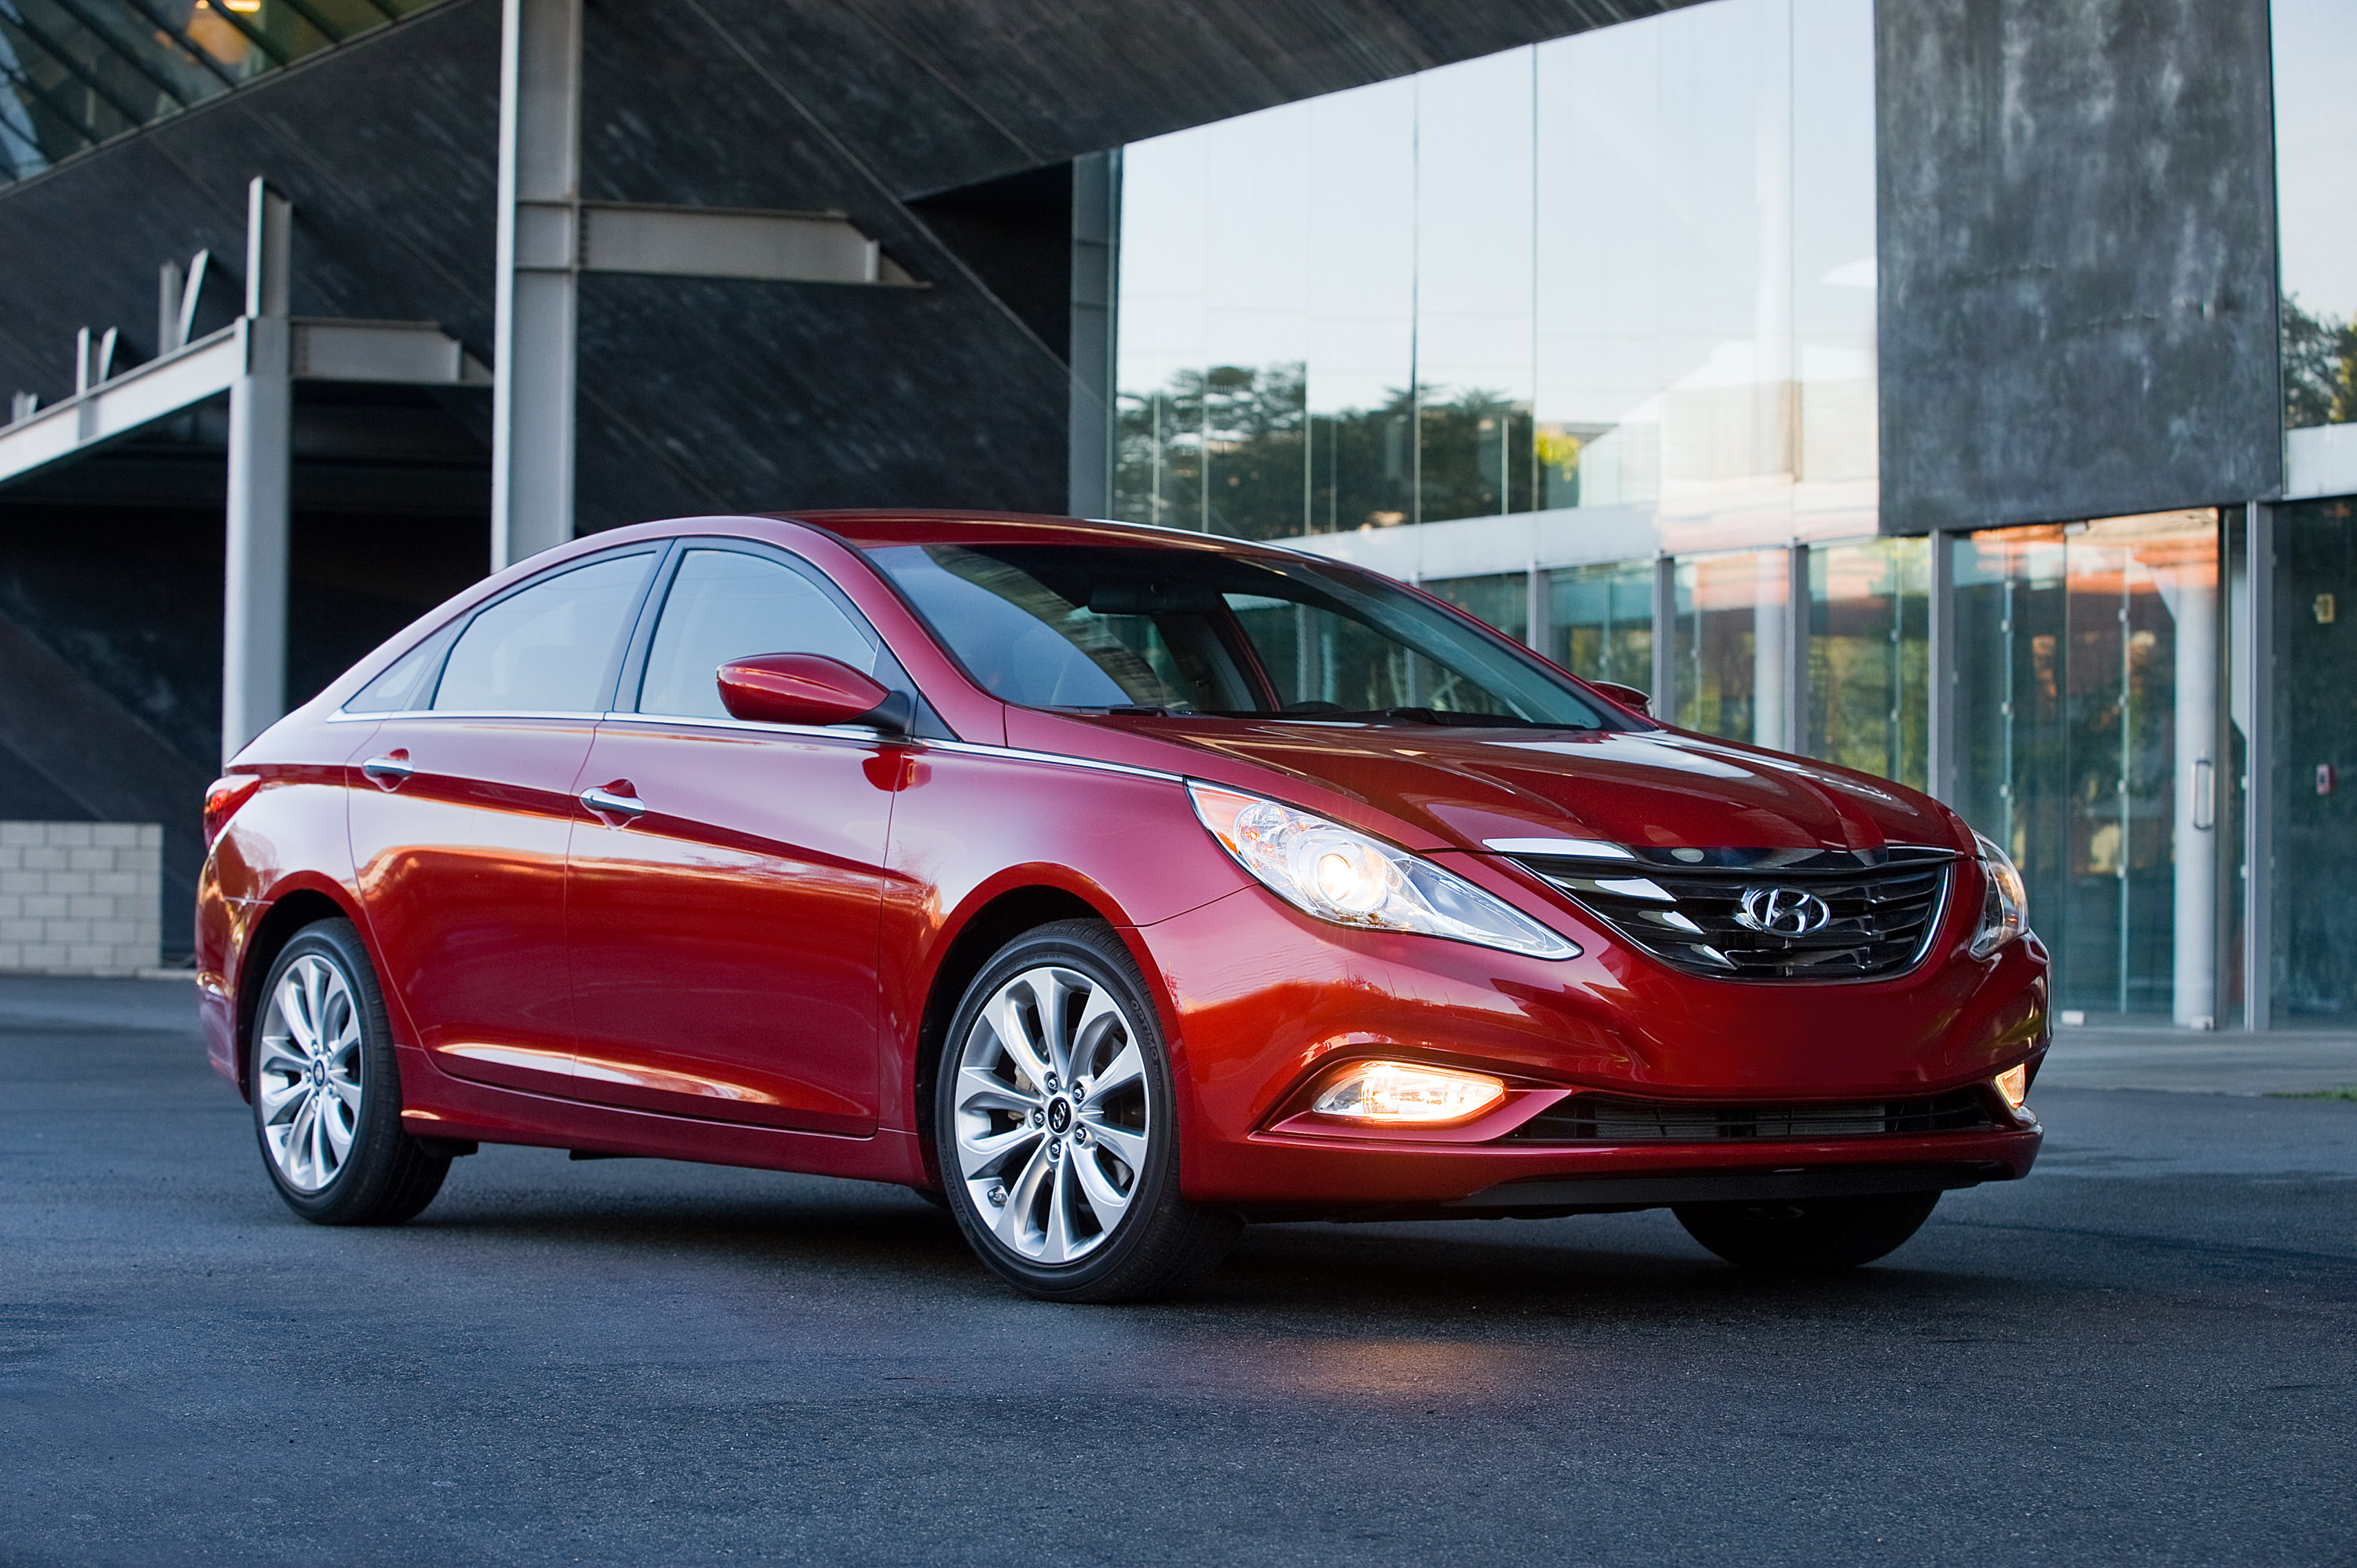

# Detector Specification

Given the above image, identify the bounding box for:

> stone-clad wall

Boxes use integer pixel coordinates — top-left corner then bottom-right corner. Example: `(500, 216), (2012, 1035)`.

(0, 822), (164, 974)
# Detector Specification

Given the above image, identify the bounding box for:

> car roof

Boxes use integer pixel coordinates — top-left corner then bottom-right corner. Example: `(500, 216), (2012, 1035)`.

(770, 509), (1312, 560)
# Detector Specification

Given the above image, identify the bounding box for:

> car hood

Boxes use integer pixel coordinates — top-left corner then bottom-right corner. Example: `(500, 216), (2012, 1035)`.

(1145, 722), (1963, 857)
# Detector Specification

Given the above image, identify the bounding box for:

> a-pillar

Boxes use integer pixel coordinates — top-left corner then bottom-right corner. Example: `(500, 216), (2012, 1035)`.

(222, 177), (292, 765)
(491, 0), (583, 570)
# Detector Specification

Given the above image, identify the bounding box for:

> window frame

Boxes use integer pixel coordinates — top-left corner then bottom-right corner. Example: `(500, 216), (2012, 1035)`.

(609, 538), (940, 738)
(333, 544), (666, 722)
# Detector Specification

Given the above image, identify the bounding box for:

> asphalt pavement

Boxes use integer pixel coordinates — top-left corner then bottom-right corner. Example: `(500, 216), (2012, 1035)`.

(4, 977), (2354, 1566)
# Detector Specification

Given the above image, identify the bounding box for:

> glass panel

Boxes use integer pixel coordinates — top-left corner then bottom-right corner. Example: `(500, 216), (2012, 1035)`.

(2272, 496), (2357, 1024)
(1413, 50), (1534, 526)
(343, 623), (457, 714)
(1116, 79), (1417, 540)
(1534, 0), (1817, 557)
(1425, 572), (1527, 647)
(432, 552), (653, 714)
(1951, 514), (2221, 1022)
(0, 1), (447, 190)
(1804, 537), (1928, 790)
(636, 550), (877, 719)
(1790, 0), (1879, 537)
(1111, 123), (1206, 533)
(1306, 79), (1416, 535)
(1111, 0), (1877, 559)
(1672, 548), (1787, 745)
(2272, 0), (2357, 432)
(1200, 100), (1310, 540)
(1549, 560), (1654, 691)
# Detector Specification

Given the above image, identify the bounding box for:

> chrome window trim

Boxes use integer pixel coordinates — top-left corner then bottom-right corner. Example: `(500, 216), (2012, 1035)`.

(324, 706), (1185, 782)
(324, 708), (607, 724)
(595, 710), (897, 746)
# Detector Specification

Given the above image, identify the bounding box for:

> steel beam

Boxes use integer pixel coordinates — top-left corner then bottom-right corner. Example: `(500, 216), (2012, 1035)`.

(222, 177), (293, 764)
(1926, 529), (1957, 803)
(491, 0), (582, 572)
(2238, 501), (2274, 1031)
(1651, 555), (1676, 721)
(1068, 149), (1120, 518)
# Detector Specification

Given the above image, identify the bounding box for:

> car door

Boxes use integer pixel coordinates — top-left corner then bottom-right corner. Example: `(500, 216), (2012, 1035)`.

(563, 543), (906, 1135)
(346, 546), (661, 1096)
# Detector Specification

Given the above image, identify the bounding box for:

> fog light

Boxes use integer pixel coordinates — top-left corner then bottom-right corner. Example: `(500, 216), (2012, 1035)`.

(1994, 1064), (2029, 1111)
(1310, 1061), (1506, 1124)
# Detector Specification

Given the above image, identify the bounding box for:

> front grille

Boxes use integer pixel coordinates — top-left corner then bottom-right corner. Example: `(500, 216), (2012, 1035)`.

(1515, 848), (1953, 980)
(1508, 1087), (1996, 1143)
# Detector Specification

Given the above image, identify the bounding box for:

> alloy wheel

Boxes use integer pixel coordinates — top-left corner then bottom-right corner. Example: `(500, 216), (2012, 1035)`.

(951, 964), (1153, 1265)
(255, 953), (365, 1193)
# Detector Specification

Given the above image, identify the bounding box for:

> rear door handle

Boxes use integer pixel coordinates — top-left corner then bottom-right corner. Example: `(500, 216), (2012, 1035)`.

(361, 752), (413, 788)
(581, 784), (646, 821)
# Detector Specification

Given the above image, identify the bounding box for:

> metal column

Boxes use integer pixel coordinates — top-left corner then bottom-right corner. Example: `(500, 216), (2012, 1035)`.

(490, 0), (583, 571)
(1068, 149), (1120, 520)
(2238, 501), (2274, 1031)
(1926, 529), (1957, 804)
(1651, 555), (1676, 720)
(1784, 543), (1809, 753)
(222, 178), (292, 764)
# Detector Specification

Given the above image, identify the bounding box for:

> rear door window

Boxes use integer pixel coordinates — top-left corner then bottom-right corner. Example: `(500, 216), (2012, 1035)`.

(431, 552), (655, 713)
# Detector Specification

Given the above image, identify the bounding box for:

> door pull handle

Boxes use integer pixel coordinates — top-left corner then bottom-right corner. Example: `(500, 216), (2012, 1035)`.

(581, 785), (647, 820)
(361, 752), (413, 788)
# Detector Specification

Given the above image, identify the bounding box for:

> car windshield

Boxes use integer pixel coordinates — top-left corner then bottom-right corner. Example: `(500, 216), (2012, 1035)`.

(863, 541), (1630, 729)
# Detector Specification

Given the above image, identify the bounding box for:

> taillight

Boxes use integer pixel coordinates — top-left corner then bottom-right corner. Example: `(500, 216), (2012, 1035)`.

(203, 775), (262, 848)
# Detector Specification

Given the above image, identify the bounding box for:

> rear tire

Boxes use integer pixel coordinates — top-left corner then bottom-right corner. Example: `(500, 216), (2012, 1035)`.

(250, 918), (449, 1226)
(1673, 1191), (1941, 1272)
(934, 919), (1237, 1302)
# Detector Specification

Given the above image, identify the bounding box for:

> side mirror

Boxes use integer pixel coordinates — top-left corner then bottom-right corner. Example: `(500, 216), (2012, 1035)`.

(717, 654), (909, 734)
(1589, 680), (1651, 716)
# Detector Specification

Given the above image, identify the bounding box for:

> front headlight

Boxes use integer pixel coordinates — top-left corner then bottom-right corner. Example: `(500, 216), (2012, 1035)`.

(1187, 782), (1579, 960)
(1970, 831), (2029, 958)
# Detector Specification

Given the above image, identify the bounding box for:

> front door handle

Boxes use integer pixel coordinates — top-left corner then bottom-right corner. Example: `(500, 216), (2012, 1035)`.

(581, 783), (646, 821)
(361, 751), (413, 789)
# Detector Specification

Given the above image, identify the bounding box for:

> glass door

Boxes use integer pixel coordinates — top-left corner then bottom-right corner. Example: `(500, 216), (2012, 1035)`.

(1952, 513), (2222, 1023)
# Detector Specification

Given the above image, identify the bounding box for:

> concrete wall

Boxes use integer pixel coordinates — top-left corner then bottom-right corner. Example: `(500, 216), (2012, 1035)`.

(1877, 0), (2282, 533)
(0, 822), (163, 975)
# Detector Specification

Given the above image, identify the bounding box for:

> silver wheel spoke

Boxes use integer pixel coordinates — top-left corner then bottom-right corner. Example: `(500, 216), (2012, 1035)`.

(955, 1065), (1037, 1117)
(1023, 968), (1081, 1082)
(255, 1066), (306, 1119)
(994, 1139), (1054, 1252)
(1068, 987), (1124, 1070)
(1070, 1144), (1133, 1227)
(321, 1098), (356, 1161)
(1087, 1040), (1146, 1101)
(1039, 1156), (1078, 1264)
(984, 991), (1055, 1096)
(1082, 1119), (1148, 1176)
(959, 1122), (1040, 1167)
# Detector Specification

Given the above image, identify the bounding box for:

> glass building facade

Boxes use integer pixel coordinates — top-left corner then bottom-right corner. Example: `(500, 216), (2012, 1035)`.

(1112, 0), (2357, 1031)
(0, 0), (445, 188)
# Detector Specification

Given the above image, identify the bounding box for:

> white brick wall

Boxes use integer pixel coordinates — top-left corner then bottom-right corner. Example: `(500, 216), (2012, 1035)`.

(0, 822), (163, 974)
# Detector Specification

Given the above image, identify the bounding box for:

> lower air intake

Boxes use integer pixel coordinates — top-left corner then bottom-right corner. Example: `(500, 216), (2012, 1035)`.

(1507, 1087), (1997, 1143)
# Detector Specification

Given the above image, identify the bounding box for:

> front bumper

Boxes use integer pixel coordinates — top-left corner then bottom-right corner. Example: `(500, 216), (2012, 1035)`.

(1140, 882), (2048, 1211)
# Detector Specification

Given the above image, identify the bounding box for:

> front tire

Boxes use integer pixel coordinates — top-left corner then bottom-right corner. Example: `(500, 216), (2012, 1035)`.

(250, 918), (449, 1225)
(934, 920), (1237, 1302)
(1673, 1191), (1941, 1271)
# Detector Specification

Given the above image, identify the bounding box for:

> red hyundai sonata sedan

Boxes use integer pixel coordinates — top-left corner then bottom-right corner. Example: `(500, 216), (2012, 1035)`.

(196, 511), (2044, 1300)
